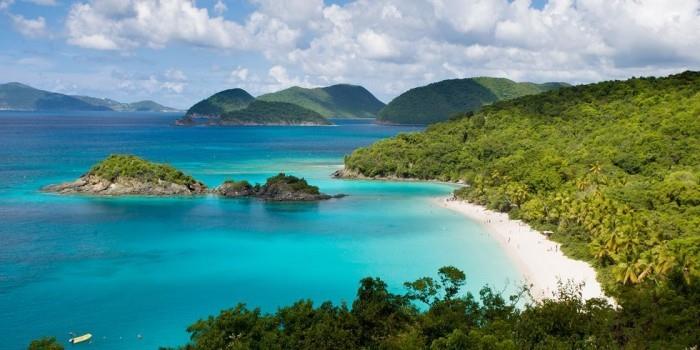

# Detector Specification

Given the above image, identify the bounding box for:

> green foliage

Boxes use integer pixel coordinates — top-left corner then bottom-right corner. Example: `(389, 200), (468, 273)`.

(222, 179), (253, 191)
(27, 337), (63, 350)
(220, 100), (332, 125)
(376, 77), (567, 125)
(88, 154), (202, 187)
(258, 84), (385, 118)
(162, 266), (699, 349)
(264, 173), (321, 195)
(186, 88), (255, 117)
(345, 71), (700, 344)
(347, 71), (700, 287)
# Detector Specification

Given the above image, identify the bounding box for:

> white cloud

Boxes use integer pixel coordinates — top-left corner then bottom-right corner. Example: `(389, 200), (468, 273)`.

(213, 0), (226, 16)
(111, 69), (189, 95)
(10, 14), (47, 38)
(0, 0), (13, 10)
(229, 66), (249, 82)
(267, 65), (313, 90)
(65, 0), (300, 52)
(164, 69), (187, 81)
(250, 0), (323, 24)
(357, 30), (399, 60)
(23, 0), (57, 6)
(59, 0), (700, 100)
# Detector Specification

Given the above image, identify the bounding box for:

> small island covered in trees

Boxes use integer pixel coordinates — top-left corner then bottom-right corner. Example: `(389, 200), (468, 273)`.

(43, 155), (342, 201)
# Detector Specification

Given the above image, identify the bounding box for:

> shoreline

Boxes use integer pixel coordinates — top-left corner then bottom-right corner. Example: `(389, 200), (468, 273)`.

(434, 196), (609, 302)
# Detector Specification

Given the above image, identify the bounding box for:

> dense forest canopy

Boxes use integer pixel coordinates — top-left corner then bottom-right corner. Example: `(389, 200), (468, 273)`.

(185, 88), (255, 117)
(219, 100), (332, 125)
(376, 77), (568, 125)
(88, 154), (201, 187)
(158, 266), (697, 349)
(346, 72), (700, 327)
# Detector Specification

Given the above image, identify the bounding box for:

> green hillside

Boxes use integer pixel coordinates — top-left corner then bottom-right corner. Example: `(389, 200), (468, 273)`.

(0, 82), (109, 111)
(257, 84), (385, 118)
(0, 82), (177, 112)
(88, 154), (201, 187)
(377, 77), (567, 124)
(185, 88), (255, 117)
(346, 71), (700, 302)
(218, 100), (332, 125)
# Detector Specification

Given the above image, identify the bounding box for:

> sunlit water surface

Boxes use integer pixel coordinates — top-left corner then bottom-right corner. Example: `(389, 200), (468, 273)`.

(0, 112), (520, 349)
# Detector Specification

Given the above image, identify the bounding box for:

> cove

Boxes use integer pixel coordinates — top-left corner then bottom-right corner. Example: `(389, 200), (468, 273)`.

(0, 112), (520, 349)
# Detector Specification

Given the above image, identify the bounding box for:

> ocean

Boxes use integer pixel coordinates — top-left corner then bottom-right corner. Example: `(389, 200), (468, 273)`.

(0, 111), (520, 349)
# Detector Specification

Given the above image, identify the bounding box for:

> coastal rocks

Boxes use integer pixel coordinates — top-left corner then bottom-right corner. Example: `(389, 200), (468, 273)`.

(43, 174), (207, 196)
(331, 168), (365, 179)
(216, 174), (345, 201)
(42, 154), (207, 196)
(43, 155), (343, 201)
(215, 180), (256, 197)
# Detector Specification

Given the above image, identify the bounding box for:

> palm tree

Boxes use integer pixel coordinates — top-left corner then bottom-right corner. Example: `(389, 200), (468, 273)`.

(614, 261), (639, 284)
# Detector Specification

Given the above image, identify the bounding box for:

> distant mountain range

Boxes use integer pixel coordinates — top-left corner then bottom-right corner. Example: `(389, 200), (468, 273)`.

(0, 82), (178, 112)
(257, 84), (385, 119)
(178, 84), (385, 126)
(377, 77), (570, 124)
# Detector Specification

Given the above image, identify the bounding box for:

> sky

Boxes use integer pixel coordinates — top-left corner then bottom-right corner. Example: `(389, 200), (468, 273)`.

(0, 0), (698, 109)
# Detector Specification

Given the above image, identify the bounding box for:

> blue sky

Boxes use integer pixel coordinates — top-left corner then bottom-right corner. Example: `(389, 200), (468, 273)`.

(1, 0), (698, 109)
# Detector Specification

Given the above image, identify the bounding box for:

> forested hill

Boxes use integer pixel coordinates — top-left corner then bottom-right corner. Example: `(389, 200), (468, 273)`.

(346, 71), (700, 297)
(184, 88), (255, 117)
(257, 84), (385, 118)
(0, 82), (177, 112)
(0, 82), (109, 111)
(376, 77), (568, 124)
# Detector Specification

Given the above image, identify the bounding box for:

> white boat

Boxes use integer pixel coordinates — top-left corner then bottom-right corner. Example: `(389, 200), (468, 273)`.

(68, 333), (92, 344)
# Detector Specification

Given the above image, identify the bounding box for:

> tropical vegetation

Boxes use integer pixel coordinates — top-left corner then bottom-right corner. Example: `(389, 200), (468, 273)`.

(185, 88), (255, 117)
(26, 266), (700, 349)
(376, 77), (568, 125)
(344, 71), (700, 344)
(219, 100), (331, 125)
(27, 337), (63, 350)
(263, 173), (321, 195)
(88, 154), (202, 187)
(151, 266), (696, 349)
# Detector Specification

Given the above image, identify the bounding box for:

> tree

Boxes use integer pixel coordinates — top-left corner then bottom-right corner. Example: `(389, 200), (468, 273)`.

(28, 337), (63, 350)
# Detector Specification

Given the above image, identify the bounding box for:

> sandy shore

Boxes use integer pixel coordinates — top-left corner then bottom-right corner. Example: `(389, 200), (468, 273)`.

(435, 197), (609, 302)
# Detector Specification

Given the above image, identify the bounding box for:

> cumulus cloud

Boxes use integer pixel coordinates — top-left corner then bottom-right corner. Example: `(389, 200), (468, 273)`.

(229, 66), (249, 82)
(213, 0), (226, 16)
(111, 69), (189, 95)
(10, 14), (47, 38)
(64, 0), (299, 53)
(357, 30), (400, 60)
(250, 0), (323, 24)
(60, 0), (700, 99)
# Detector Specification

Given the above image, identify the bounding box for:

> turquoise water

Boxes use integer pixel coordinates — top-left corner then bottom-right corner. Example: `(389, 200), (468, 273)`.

(0, 112), (520, 349)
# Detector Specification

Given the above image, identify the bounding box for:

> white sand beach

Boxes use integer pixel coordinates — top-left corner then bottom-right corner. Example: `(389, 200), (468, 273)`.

(435, 197), (609, 302)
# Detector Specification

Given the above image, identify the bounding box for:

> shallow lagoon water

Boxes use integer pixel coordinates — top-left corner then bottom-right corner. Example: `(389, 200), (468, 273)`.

(0, 112), (520, 349)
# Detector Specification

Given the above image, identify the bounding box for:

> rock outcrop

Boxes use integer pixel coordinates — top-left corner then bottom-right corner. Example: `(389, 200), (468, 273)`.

(42, 154), (207, 196)
(216, 174), (345, 201)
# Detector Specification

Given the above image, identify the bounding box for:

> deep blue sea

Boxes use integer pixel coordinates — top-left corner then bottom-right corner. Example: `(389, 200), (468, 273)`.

(0, 111), (520, 349)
